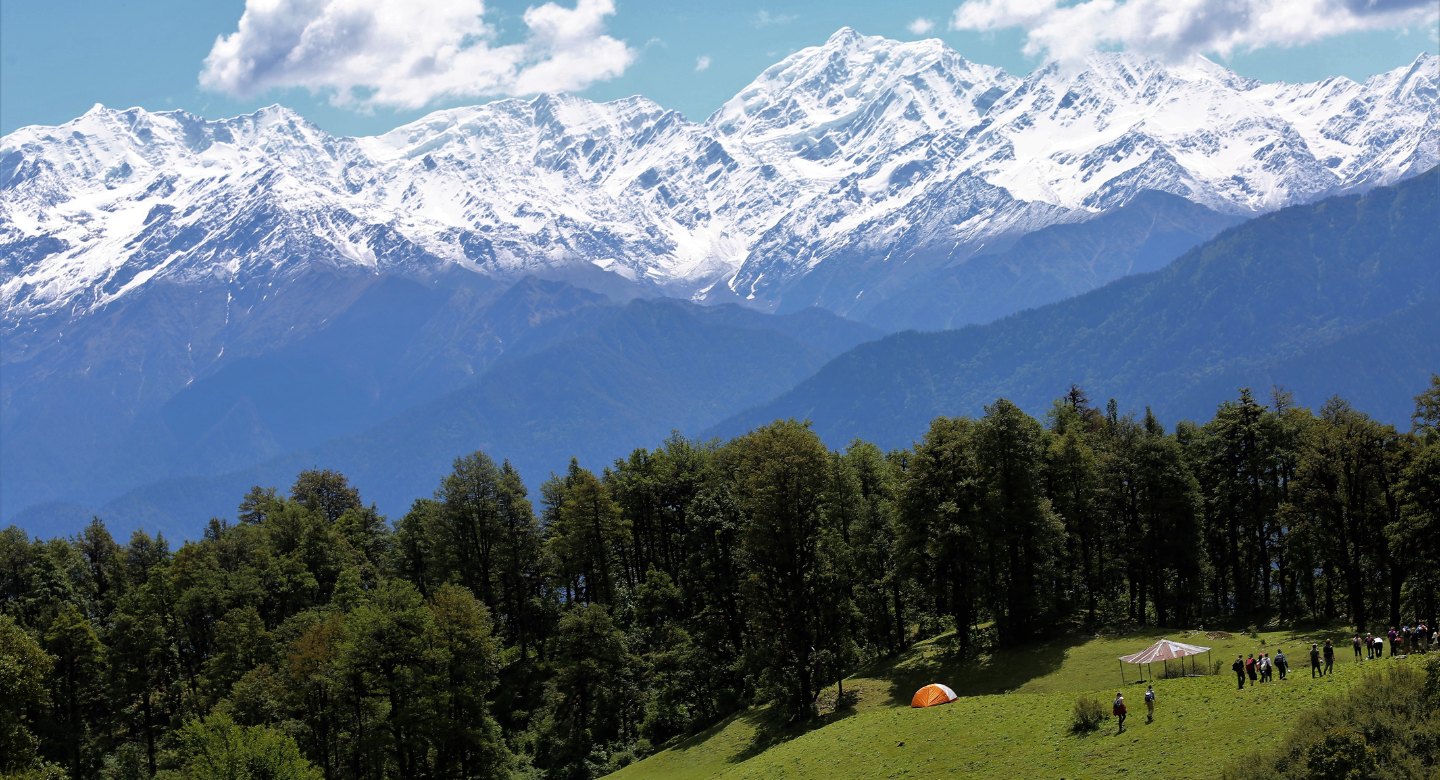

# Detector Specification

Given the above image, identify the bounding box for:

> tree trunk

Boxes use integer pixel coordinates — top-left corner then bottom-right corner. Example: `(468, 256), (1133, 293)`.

(143, 679), (156, 777)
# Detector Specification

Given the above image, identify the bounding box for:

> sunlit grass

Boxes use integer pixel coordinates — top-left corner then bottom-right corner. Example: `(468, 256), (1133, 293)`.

(609, 624), (1419, 780)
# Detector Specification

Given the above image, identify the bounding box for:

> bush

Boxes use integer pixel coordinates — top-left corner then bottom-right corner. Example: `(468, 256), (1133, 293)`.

(159, 714), (322, 780)
(1304, 727), (1375, 780)
(1071, 695), (1108, 732)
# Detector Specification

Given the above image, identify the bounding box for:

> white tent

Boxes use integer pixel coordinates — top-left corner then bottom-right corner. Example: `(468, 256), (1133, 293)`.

(1118, 638), (1211, 682)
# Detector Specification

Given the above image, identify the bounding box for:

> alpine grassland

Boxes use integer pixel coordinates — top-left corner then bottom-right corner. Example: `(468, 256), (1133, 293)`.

(610, 628), (1431, 780)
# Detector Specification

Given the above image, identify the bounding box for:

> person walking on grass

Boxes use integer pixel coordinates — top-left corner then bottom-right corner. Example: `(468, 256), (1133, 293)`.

(1353, 634), (1363, 661)
(1389, 627), (1399, 657)
(1113, 693), (1127, 731)
(1233, 655), (1246, 690)
(1323, 639), (1335, 675)
(1275, 649), (1288, 680)
(1145, 685), (1155, 722)
(1246, 654), (1258, 686)
(1310, 644), (1323, 678)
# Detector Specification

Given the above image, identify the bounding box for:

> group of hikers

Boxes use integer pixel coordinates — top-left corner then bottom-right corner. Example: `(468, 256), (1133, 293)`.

(1108, 624), (1433, 733)
(1352, 624), (1431, 660)
(1110, 685), (1156, 731)
(1234, 648), (1292, 687)
(1231, 623), (1432, 689)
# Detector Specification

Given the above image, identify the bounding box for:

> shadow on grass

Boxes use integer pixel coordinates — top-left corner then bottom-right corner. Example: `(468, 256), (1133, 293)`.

(869, 632), (1092, 707)
(651, 699), (863, 767)
(656, 711), (747, 757)
(726, 700), (866, 764)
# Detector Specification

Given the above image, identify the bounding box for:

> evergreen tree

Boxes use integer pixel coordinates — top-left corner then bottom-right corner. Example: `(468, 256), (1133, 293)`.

(973, 399), (1065, 640)
(724, 420), (852, 720)
(898, 416), (984, 652)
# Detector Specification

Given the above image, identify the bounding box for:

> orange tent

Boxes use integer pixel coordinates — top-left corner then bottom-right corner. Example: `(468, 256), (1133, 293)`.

(910, 683), (958, 708)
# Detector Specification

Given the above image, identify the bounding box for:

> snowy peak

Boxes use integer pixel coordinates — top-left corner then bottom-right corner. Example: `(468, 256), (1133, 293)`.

(3, 33), (1437, 325)
(709, 28), (1015, 164)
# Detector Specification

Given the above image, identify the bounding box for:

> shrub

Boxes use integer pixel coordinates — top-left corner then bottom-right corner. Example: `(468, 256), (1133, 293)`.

(1071, 694), (1108, 732)
(1304, 727), (1375, 780)
(161, 713), (322, 780)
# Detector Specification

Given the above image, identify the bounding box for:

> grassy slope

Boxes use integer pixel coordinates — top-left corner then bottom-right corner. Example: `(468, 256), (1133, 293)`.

(612, 626), (1427, 780)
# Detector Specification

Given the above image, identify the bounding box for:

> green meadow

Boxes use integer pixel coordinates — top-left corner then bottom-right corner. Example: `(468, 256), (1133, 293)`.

(610, 626), (1422, 780)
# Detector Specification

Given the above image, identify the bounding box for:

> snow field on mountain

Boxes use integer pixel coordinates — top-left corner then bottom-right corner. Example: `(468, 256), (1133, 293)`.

(3, 28), (1435, 326)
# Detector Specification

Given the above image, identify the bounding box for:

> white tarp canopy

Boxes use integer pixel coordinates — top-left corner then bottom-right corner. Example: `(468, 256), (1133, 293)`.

(1118, 638), (1212, 682)
(1120, 639), (1210, 664)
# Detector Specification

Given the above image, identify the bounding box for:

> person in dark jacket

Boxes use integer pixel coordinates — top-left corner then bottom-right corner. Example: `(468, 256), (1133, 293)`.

(1310, 644), (1323, 677)
(1233, 655), (1246, 690)
(1275, 649), (1288, 680)
(1323, 639), (1335, 675)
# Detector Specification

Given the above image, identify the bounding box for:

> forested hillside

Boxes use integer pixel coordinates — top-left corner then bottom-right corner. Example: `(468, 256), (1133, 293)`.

(861, 190), (1242, 331)
(4, 376), (1438, 780)
(713, 166), (1440, 446)
(12, 297), (878, 539)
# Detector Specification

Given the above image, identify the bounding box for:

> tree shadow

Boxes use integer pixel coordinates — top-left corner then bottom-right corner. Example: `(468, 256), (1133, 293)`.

(870, 631), (1092, 706)
(727, 699), (866, 764)
(650, 699), (864, 767)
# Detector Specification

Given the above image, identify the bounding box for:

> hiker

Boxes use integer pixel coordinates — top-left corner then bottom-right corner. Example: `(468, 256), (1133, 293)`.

(1353, 635), (1363, 661)
(1145, 685), (1155, 722)
(1389, 627), (1399, 657)
(1113, 692), (1127, 730)
(1262, 653), (1273, 682)
(1310, 644), (1322, 678)
(1368, 633), (1377, 659)
(1275, 649), (1288, 680)
(1421, 623), (1431, 652)
(1246, 654), (1258, 686)
(1323, 639), (1335, 675)
(1233, 655), (1246, 689)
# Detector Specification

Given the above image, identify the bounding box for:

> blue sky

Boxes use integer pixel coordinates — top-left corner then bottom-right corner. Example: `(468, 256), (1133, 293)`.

(2, 0), (1436, 137)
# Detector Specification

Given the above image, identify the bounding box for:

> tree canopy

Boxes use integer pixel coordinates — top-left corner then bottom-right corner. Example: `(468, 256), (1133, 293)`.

(3, 376), (1438, 780)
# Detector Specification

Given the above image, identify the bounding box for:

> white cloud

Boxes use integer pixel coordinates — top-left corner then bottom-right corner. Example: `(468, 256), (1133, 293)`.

(695, 55), (712, 72)
(908, 17), (936, 35)
(950, 0), (1438, 66)
(200, 0), (636, 111)
(752, 10), (798, 28)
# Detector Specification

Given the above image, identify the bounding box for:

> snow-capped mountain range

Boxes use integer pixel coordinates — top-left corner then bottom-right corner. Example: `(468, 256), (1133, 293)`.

(3, 27), (1437, 328)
